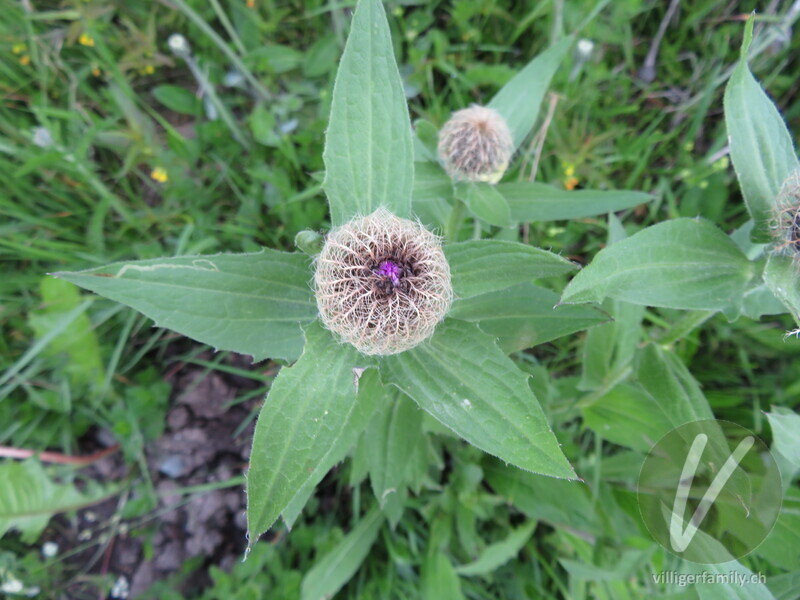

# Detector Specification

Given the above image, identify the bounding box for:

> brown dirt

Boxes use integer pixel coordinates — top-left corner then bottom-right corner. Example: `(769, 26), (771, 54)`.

(49, 351), (271, 599)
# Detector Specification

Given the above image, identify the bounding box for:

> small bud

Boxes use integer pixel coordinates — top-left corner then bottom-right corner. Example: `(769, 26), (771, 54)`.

(41, 541), (59, 558)
(167, 34), (191, 59)
(576, 38), (595, 60)
(437, 105), (513, 184)
(314, 208), (453, 355)
(295, 230), (324, 256)
(771, 169), (800, 258)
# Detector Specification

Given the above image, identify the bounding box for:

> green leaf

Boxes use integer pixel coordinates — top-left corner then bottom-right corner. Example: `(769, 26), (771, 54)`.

(450, 283), (608, 352)
(755, 494), (800, 571)
(413, 118), (440, 162)
(250, 103), (280, 147)
(281, 369), (384, 529)
(152, 84), (199, 115)
(323, 0), (413, 224)
(303, 34), (338, 77)
(583, 384), (666, 453)
(560, 218), (754, 311)
(559, 549), (655, 583)
(583, 345), (713, 453)
(724, 19), (799, 242)
(742, 283), (789, 320)
(766, 407), (800, 470)
(768, 572), (800, 600)
(455, 522), (536, 576)
(499, 182), (653, 222)
(578, 217), (644, 391)
(763, 253), (800, 324)
(421, 553), (464, 600)
(29, 277), (104, 390)
(765, 406), (800, 492)
(578, 300), (644, 391)
(53, 250), (316, 362)
(380, 319), (575, 479)
(247, 322), (377, 543)
(488, 36), (573, 150)
(445, 240), (576, 298)
(300, 507), (384, 600)
(455, 182), (512, 227)
(635, 344), (714, 422)
(0, 460), (113, 543)
(483, 458), (599, 535)
(252, 44), (304, 74)
(412, 161), (454, 229)
(364, 391), (423, 523)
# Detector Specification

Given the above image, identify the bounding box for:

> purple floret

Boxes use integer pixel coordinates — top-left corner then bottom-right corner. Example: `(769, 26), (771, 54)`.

(376, 260), (402, 286)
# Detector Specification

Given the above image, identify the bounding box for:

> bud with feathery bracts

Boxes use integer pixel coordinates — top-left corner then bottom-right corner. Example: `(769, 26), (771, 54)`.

(770, 169), (800, 259)
(314, 208), (453, 355)
(437, 105), (513, 184)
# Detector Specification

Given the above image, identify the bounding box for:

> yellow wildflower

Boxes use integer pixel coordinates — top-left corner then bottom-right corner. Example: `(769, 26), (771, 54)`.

(12, 43), (26, 55)
(20, 55), (31, 66)
(562, 162), (578, 190)
(150, 167), (168, 183)
(79, 33), (95, 47)
(247, 0), (256, 7)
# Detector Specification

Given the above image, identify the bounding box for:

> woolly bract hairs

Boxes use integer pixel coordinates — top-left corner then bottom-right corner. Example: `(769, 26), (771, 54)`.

(771, 169), (800, 259)
(314, 207), (453, 355)
(437, 105), (513, 184)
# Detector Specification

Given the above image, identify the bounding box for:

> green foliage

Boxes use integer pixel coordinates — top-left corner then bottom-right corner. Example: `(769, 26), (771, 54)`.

(0, 460), (113, 543)
(54, 250), (316, 362)
(444, 239), (576, 297)
(501, 184), (654, 222)
(488, 36), (573, 151)
(2, 0), (800, 598)
(561, 218), (754, 311)
(247, 323), (379, 542)
(323, 0), (413, 224)
(450, 283), (608, 353)
(724, 16), (799, 242)
(300, 507), (384, 600)
(28, 278), (104, 393)
(381, 320), (575, 479)
(456, 181), (513, 227)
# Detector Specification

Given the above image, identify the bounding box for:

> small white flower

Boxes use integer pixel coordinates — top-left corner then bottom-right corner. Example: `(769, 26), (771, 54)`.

(1, 578), (23, 594)
(167, 34), (191, 58)
(110, 575), (130, 599)
(223, 70), (245, 88)
(576, 38), (595, 59)
(32, 127), (54, 148)
(41, 541), (59, 558)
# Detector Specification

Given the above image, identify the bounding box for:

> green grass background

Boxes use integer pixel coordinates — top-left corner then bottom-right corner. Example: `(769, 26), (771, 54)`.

(1, 0), (799, 598)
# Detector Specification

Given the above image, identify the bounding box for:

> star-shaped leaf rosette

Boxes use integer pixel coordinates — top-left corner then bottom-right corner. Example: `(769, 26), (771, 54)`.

(53, 0), (634, 546)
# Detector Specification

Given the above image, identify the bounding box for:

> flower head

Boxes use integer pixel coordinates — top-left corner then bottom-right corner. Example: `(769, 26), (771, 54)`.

(314, 208), (453, 355)
(771, 169), (800, 257)
(437, 105), (513, 184)
(167, 34), (191, 58)
(150, 167), (168, 183)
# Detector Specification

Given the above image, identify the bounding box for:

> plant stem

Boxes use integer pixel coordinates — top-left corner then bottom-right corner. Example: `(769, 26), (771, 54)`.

(446, 199), (465, 243)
